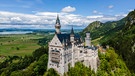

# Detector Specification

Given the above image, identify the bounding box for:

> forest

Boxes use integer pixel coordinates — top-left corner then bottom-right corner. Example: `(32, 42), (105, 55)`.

(0, 44), (133, 76)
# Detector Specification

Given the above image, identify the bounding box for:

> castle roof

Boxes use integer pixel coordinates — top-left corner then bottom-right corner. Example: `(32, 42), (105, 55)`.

(57, 34), (70, 43)
(84, 46), (97, 50)
(57, 33), (81, 46)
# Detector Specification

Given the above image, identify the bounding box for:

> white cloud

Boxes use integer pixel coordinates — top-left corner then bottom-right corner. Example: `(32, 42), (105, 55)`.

(0, 11), (127, 29)
(36, 12), (57, 16)
(11, 17), (22, 21)
(115, 14), (127, 17)
(128, 9), (134, 12)
(92, 10), (103, 15)
(87, 15), (103, 18)
(108, 5), (114, 9)
(61, 6), (76, 13)
(93, 10), (98, 14)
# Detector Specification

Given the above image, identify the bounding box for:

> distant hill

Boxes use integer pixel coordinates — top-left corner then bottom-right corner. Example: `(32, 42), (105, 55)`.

(83, 21), (102, 33)
(81, 10), (135, 73)
(81, 17), (126, 40)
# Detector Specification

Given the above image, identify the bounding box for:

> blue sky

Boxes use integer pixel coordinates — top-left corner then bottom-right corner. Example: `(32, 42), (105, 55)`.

(0, 0), (134, 29)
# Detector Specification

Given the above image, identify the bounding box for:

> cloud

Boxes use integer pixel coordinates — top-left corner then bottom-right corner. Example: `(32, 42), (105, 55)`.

(0, 11), (127, 29)
(86, 15), (120, 22)
(87, 15), (103, 18)
(93, 10), (98, 14)
(93, 10), (102, 15)
(108, 5), (114, 9)
(11, 17), (22, 22)
(128, 9), (134, 12)
(61, 6), (76, 13)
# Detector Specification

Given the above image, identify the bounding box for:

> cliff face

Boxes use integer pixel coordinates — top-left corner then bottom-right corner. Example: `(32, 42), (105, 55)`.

(123, 10), (135, 31)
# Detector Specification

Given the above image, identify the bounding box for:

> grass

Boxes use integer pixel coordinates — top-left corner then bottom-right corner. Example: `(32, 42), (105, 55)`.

(91, 36), (103, 45)
(0, 58), (5, 63)
(0, 34), (45, 57)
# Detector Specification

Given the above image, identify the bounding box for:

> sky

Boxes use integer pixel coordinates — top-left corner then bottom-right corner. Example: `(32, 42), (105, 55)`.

(0, 0), (134, 29)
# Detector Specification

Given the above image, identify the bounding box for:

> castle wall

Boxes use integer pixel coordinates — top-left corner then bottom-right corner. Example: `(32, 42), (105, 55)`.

(48, 35), (73, 75)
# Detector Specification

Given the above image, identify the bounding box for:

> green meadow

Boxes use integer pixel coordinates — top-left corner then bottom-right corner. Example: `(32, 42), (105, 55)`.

(0, 34), (45, 56)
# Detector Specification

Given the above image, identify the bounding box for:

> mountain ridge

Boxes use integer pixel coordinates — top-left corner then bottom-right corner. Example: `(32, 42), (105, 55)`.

(81, 17), (126, 40)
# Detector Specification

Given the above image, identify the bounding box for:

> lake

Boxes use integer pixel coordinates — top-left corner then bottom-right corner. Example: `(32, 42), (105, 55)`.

(0, 31), (33, 34)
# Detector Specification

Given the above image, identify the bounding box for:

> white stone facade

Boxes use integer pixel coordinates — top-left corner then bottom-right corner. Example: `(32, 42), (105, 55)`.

(47, 16), (99, 75)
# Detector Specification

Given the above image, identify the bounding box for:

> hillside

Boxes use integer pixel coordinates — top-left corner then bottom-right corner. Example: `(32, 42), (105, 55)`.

(82, 10), (135, 73)
(104, 10), (135, 73)
(81, 17), (126, 41)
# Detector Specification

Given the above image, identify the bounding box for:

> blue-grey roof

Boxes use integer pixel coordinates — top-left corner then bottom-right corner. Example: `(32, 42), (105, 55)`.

(84, 46), (98, 50)
(57, 33), (81, 46)
(57, 34), (70, 43)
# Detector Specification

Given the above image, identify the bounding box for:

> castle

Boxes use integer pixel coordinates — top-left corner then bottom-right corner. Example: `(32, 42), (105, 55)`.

(47, 15), (99, 75)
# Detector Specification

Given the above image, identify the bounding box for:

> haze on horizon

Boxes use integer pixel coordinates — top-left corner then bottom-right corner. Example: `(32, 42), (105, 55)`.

(0, 0), (134, 29)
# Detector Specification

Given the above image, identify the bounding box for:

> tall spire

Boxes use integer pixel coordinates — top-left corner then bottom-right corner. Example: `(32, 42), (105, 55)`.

(55, 14), (61, 34)
(70, 26), (74, 42)
(56, 14), (60, 25)
(70, 26), (74, 36)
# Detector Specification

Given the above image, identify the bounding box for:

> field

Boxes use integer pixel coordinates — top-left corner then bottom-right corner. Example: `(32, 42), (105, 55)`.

(0, 34), (46, 57)
(91, 36), (103, 46)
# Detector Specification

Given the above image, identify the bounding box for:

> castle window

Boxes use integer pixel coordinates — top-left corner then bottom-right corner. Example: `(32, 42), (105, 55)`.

(55, 43), (57, 45)
(80, 50), (82, 53)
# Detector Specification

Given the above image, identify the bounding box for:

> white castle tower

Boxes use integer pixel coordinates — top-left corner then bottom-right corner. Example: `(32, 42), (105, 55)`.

(85, 32), (91, 47)
(70, 27), (74, 42)
(70, 27), (75, 67)
(55, 15), (61, 34)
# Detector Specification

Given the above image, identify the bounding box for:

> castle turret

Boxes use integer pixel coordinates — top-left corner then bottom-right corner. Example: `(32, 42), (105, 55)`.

(70, 26), (74, 42)
(70, 26), (75, 67)
(62, 39), (65, 47)
(85, 32), (91, 47)
(55, 14), (61, 34)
